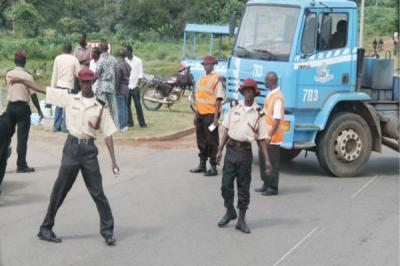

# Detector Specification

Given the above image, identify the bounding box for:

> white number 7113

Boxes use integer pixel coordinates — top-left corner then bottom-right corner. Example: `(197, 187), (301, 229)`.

(303, 89), (319, 102)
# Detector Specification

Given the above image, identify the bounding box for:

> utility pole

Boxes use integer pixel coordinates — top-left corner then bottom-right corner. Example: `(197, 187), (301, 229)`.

(359, 0), (365, 47)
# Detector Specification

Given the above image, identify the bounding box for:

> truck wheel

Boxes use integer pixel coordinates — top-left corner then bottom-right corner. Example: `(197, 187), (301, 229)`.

(316, 112), (372, 177)
(280, 148), (301, 162)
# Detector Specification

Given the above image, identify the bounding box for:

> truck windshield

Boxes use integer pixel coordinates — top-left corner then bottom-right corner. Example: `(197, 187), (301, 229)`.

(233, 5), (300, 61)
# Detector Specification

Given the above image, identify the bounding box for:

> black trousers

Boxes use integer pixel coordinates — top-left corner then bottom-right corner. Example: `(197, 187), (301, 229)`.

(127, 88), (146, 127)
(40, 135), (114, 238)
(221, 139), (253, 210)
(195, 114), (219, 166)
(0, 114), (11, 187)
(6, 102), (31, 168)
(259, 144), (280, 192)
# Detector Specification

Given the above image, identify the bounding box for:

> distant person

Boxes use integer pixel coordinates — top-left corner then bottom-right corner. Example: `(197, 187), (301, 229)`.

(393, 32), (398, 56)
(0, 110), (11, 194)
(74, 32), (92, 67)
(378, 37), (384, 52)
(329, 20), (347, 49)
(89, 47), (101, 93)
(125, 45), (147, 128)
(189, 55), (224, 177)
(73, 32), (92, 94)
(50, 43), (80, 132)
(96, 41), (119, 129)
(373, 38), (377, 53)
(4, 51), (43, 173)
(115, 48), (131, 131)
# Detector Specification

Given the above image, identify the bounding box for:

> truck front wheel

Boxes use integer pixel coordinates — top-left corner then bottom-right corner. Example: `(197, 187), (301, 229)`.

(316, 112), (372, 177)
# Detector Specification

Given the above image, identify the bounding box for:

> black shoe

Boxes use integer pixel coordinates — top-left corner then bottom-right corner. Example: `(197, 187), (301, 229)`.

(204, 166), (217, 176)
(17, 166), (35, 173)
(262, 188), (278, 196)
(235, 209), (251, 234)
(254, 186), (266, 193)
(140, 124), (148, 128)
(52, 128), (61, 132)
(218, 207), (237, 227)
(105, 236), (116, 246)
(190, 162), (207, 173)
(37, 230), (62, 243)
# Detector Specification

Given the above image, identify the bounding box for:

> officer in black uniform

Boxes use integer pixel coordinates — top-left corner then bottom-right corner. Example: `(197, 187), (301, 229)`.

(0, 111), (11, 194)
(5, 51), (43, 173)
(216, 79), (271, 234)
(10, 68), (119, 246)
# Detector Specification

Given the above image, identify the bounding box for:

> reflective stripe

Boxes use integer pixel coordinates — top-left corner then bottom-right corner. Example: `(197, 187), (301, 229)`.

(196, 98), (215, 104)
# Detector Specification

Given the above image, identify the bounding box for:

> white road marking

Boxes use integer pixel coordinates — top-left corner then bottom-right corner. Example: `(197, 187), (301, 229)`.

(351, 175), (379, 199)
(272, 227), (320, 266)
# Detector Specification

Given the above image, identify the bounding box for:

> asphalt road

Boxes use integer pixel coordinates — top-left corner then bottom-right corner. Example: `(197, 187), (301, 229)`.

(0, 131), (398, 266)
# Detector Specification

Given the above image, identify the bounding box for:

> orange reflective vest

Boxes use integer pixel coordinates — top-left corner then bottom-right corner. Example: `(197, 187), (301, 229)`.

(263, 89), (285, 144)
(195, 72), (221, 115)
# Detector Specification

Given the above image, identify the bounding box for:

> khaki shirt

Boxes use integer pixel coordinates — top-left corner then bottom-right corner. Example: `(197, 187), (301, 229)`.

(222, 101), (268, 142)
(5, 67), (35, 102)
(51, 54), (80, 89)
(46, 87), (117, 139)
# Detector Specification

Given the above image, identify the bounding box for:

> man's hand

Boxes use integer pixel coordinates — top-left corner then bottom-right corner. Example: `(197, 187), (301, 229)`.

(266, 137), (271, 145)
(38, 109), (44, 119)
(216, 148), (223, 165)
(264, 159), (272, 176)
(112, 161), (120, 176)
(193, 114), (198, 127)
(213, 117), (219, 127)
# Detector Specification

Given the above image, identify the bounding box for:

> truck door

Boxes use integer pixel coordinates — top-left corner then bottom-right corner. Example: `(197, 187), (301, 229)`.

(296, 9), (353, 109)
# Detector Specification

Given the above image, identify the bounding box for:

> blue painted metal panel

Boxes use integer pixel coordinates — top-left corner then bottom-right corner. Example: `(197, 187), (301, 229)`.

(248, 0), (357, 9)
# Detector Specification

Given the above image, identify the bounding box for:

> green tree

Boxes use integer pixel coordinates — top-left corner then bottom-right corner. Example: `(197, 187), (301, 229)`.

(13, 3), (43, 37)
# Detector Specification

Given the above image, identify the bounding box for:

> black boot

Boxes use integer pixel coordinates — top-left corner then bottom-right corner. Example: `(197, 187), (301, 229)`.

(204, 165), (218, 176)
(190, 161), (207, 173)
(218, 207), (237, 227)
(235, 209), (251, 234)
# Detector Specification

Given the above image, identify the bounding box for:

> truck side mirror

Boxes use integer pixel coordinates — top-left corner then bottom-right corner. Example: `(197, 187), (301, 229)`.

(229, 12), (237, 38)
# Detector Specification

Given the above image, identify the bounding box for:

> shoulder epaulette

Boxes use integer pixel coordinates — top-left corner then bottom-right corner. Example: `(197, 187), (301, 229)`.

(21, 68), (33, 76)
(229, 99), (239, 108)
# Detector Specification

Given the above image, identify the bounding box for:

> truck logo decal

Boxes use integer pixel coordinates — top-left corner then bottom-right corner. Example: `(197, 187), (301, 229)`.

(314, 62), (334, 83)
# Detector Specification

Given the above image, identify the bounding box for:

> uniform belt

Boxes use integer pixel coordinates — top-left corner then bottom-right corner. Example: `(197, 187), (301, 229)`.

(228, 138), (251, 148)
(8, 101), (29, 105)
(68, 134), (94, 145)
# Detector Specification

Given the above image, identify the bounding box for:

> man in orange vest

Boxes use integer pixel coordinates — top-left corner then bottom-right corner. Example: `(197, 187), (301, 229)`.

(255, 72), (284, 196)
(190, 55), (225, 176)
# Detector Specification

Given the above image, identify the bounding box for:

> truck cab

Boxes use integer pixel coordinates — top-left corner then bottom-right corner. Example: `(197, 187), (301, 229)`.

(226, 0), (399, 176)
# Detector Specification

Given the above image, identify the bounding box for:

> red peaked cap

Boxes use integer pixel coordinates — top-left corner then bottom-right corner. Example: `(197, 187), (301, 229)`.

(14, 51), (27, 59)
(78, 68), (96, 81)
(201, 55), (217, 65)
(239, 79), (261, 96)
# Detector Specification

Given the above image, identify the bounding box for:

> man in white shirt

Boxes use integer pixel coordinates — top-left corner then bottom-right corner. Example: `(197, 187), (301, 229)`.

(51, 43), (80, 132)
(125, 45), (147, 128)
(89, 47), (100, 93)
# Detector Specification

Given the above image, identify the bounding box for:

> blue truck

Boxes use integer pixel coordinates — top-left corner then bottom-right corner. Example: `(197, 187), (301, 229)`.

(225, 0), (399, 176)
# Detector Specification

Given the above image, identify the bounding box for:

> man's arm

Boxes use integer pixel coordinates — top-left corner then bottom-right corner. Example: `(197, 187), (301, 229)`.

(104, 136), (119, 174)
(50, 59), (57, 88)
(257, 140), (272, 175)
(31, 94), (43, 118)
(216, 129), (229, 165)
(213, 98), (222, 126)
(10, 78), (47, 94)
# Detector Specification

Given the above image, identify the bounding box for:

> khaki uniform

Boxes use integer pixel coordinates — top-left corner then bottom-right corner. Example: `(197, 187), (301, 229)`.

(6, 67), (35, 102)
(46, 87), (117, 139)
(5, 67), (35, 168)
(40, 87), (116, 239)
(221, 101), (268, 210)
